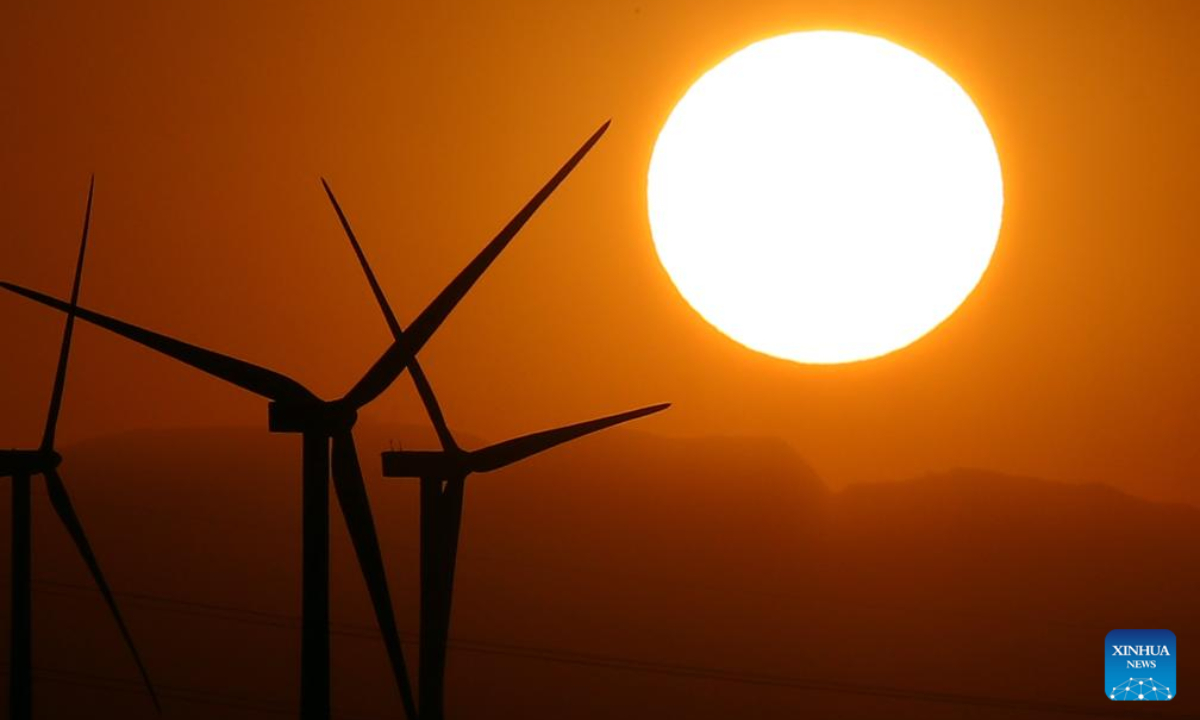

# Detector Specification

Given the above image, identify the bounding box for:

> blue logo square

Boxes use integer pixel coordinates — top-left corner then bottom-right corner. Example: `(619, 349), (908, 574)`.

(1106, 629), (1176, 700)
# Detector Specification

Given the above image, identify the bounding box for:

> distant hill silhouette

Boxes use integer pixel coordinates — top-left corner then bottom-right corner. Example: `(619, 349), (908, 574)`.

(1, 426), (1190, 719)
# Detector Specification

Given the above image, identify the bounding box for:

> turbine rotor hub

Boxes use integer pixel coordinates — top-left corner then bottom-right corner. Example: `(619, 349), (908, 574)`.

(0, 449), (56, 476)
(268, 401), (357, 434)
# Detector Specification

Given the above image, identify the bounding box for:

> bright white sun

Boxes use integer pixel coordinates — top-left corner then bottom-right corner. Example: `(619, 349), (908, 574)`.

(648, 31), (1003, 364)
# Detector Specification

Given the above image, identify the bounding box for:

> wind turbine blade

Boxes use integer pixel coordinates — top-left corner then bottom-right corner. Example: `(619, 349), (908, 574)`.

(42, 177), (93, 451)
(330, 431), (418, 720)
(342, 120), (611, 410)
(433, 477), (465, 643)
(0, 282), (313, 404)
(321, 178), (459, 450)
(43, 467), (161, 713)
(321, 178), (404, 338)
(407, 363), (459, 452)
(469, 402), (669, 473)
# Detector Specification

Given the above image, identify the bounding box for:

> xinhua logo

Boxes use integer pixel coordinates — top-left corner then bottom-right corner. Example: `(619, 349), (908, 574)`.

(1106, 629), (1176, 701)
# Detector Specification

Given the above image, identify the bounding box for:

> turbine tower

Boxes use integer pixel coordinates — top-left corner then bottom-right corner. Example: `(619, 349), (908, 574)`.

(1, 179), (159, 719)
(1, 122), (608, 720)
(323, 177), (669, 720)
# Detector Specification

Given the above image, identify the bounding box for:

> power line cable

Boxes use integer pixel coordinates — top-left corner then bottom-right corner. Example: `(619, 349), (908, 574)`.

(8, 580), (1177, 719)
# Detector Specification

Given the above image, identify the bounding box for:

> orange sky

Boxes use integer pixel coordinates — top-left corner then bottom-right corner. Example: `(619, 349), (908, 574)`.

(2, 0), (1197, 501)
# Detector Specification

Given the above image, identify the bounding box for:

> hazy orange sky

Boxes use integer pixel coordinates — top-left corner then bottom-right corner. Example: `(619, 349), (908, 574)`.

(2, 0), (1197, 500)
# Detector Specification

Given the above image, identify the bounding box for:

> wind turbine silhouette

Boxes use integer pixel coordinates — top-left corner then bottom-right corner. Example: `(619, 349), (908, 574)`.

(1, 178), (159, 720)
(322, 178), (669, 720)
(1, 122), (609, 720)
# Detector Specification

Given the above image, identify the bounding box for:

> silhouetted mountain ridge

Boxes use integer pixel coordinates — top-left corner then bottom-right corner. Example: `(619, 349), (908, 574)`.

(4, 425), (1193, 719)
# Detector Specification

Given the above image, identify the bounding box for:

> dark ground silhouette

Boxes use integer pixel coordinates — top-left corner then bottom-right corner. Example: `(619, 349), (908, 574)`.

(0, 424), (1192, 719)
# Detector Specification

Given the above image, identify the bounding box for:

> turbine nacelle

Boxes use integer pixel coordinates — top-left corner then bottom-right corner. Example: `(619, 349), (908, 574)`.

(0, 449), (63, 477)
(380, 403), (671, 482)
(267, 401), (358, 435)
